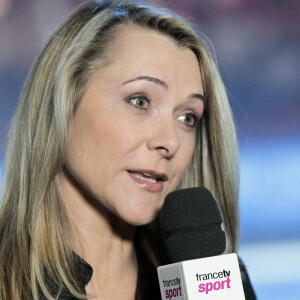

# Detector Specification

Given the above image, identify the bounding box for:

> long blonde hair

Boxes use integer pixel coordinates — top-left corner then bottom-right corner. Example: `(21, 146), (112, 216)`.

(0, 1), (239, 299)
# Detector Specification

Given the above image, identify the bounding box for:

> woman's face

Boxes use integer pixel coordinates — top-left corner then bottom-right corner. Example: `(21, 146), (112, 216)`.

(65, 26), (204, 225)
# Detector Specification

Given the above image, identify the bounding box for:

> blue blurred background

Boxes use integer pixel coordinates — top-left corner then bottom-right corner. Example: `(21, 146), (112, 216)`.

(0, 0), (299, 299)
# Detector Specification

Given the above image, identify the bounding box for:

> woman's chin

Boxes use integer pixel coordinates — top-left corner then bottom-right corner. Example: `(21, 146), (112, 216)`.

(117, 206), (160, 226)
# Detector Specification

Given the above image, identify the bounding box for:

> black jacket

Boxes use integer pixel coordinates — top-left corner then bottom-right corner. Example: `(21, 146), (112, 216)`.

(52, 249), (256, 300)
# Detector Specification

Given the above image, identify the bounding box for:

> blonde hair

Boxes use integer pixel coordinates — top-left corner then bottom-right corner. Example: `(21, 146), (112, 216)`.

(0, 0), (239, 299)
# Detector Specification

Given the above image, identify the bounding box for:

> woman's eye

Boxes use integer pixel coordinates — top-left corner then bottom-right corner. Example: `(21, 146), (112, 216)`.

(177, 113), (198, 127)
(126, 94), (150, 109)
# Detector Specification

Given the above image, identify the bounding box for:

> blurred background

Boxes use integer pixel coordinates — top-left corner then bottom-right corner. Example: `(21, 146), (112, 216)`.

(0, 0), (299, 299)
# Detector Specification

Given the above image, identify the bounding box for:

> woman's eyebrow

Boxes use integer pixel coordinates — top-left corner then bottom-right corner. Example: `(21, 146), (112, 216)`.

(189, 93), (205, 102)
(122, 75), (205, 102)
(122, 75), (168, 89)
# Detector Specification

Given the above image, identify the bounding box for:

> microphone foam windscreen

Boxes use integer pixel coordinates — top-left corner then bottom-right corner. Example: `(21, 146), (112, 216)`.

(163, 187), (226, 263)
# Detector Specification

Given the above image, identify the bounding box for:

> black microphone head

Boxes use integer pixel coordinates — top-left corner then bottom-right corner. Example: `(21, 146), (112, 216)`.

(163, 187), (226, 263)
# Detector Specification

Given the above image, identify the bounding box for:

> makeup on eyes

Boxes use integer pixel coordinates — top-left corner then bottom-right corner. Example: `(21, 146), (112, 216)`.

(177, 113), (198, 128)
(124, 93), (203, 131)
(125, 93), (150, 110)
(120, 76), (204, 128)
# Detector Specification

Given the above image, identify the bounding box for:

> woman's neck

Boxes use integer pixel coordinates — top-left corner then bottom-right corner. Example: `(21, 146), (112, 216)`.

(59, 170), (138, 299)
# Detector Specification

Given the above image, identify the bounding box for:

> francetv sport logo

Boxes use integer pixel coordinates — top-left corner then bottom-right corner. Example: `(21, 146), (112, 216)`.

(163, 277), (183, 299)
(196, 269), (231, 295)
(157, 253), (246, 300)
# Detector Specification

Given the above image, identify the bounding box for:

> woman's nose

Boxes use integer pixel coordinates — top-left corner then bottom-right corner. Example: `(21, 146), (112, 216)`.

(146, 118), (181, 159)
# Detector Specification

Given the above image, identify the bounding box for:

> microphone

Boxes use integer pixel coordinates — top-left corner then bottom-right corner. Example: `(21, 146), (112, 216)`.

(157, 187), (245, 300)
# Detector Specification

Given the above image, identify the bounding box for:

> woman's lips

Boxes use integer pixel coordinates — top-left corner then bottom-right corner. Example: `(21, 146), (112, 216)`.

(127, 170), (165, 192)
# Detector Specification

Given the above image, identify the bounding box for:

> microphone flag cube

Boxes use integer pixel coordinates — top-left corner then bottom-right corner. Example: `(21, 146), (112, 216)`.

(157, 253), (245, 300)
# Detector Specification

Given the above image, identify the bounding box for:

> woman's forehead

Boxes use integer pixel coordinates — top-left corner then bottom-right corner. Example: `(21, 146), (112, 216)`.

(95, 25), (202, 88)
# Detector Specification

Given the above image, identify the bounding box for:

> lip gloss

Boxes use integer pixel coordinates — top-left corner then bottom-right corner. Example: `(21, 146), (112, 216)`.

(128, 171), (163, 192)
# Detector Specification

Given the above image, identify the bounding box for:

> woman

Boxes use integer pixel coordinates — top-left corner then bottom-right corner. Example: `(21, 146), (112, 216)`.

(0, 0), (254, 299)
